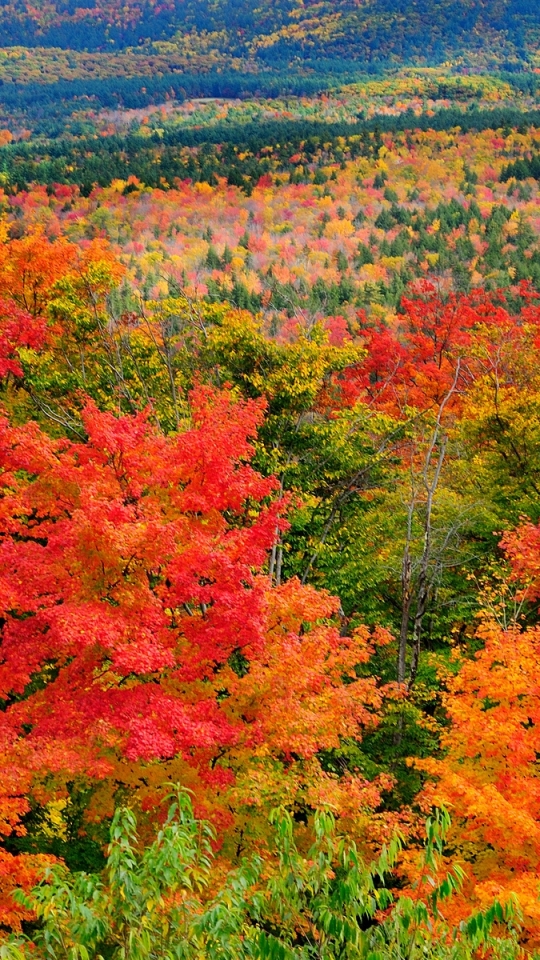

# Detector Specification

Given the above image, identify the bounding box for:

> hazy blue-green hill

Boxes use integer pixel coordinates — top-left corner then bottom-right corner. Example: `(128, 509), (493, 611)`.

(0, 0), (538, 67)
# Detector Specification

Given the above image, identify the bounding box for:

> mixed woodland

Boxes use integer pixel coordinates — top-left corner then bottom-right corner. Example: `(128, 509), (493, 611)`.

(3, 2), (540, 955)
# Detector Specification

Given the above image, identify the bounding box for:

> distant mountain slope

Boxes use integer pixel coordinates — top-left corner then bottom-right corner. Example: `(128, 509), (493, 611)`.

(0, 0), (539, 66)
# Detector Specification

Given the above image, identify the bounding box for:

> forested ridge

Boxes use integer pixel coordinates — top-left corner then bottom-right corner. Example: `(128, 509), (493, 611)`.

(0, 0), (539, 111)
(0, 0), (538, 62)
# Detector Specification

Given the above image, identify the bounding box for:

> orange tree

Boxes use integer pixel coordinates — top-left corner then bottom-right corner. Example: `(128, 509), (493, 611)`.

(418, 515), (540, 944)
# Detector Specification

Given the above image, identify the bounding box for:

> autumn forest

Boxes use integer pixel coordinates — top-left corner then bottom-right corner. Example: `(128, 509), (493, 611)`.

(2, 1), (540, 957)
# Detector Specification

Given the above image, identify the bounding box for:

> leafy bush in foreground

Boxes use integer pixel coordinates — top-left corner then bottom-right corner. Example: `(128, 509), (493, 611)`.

(2, 792), (523, 960)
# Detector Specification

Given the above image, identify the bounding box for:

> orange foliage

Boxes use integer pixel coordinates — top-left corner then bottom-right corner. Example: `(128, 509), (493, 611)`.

(0, 229), (123, 318)
(419, 519), (540, 943)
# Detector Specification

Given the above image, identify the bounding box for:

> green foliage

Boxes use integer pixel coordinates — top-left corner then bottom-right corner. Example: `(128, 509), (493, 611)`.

(3, 794), (523, 960)
(5, 786), (108, 874)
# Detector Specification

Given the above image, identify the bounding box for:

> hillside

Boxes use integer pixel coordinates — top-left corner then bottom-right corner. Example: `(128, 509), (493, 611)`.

(0, 0), (539, 68)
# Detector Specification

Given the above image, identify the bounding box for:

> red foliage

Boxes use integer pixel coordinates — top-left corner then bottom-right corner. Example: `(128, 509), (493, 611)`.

(0, 387), (281, 760)
(0, 299), (47, 378)
(337, 285), (519, 416)
(0, 384), (394, 918)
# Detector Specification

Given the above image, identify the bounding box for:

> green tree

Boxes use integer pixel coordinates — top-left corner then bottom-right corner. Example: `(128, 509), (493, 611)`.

(4, 795), (522, 960)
